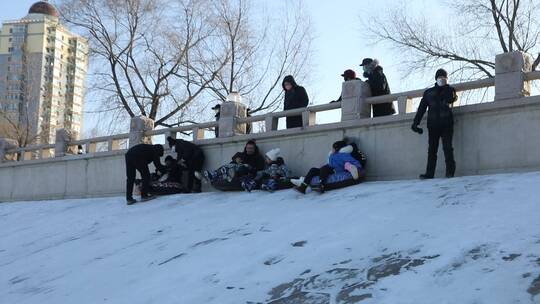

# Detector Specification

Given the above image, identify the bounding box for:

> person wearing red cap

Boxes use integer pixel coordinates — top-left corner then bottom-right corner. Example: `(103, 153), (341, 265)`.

(330, 69), (360, 103)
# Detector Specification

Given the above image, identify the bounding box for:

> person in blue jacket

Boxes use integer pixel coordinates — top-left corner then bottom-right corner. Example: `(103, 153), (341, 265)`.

(294, 140), (362, 194)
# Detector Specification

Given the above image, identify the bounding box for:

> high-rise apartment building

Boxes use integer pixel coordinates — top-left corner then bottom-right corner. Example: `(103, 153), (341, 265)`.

(0, 1), (88, 145)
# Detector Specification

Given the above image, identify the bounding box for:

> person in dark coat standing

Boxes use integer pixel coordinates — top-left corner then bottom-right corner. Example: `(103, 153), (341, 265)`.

(360, 58), (395, 117)
(331, 69), (361, 103)
(241, 140), (266, 172)
(411, 68), (458, 179)
(282, 75), (309, 129)
(166, 137), (205, 193)
(125, 144), (167, 205)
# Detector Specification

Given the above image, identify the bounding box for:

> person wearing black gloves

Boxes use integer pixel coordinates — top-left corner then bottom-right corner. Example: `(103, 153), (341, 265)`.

(166, 137), (205, 193)
(411, 68), (458, 179)
(282, 75), (309, 129)
(125, 144), (167, 205)
(330, 69), (361, 103)
(360, 58), (395, 117)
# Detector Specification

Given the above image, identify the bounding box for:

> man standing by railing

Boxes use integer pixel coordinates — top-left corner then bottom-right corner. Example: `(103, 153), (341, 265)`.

(411, 69), (458, 179)
(360, 58), (395, 117)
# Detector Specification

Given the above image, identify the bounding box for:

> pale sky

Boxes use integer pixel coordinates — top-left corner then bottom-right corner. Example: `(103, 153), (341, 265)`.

(0, 0), (452, 134)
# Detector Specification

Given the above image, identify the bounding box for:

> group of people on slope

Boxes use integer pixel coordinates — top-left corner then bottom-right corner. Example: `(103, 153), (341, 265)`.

(124, 137), (367, 204)
(203, 140), (291, 192)
(125, 67), (458, 205)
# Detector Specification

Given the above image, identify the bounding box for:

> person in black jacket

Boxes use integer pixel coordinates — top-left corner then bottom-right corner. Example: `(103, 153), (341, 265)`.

(282, 75), (309, 129)
(411, 68), (458, 179)
(166, 137), (205, 193)
(212, 104), (221, 138)
(330, 69), (361, 103)
(241, 140), (266, 172)
(360, 58), (395, 117)
(125, 144), (167, 205)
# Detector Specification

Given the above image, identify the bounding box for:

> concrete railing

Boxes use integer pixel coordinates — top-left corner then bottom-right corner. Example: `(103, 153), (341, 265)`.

(0, 51), (539, 194)
(3, 50), (536, 163)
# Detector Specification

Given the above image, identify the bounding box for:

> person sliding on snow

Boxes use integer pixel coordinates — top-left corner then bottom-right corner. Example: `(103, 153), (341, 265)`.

(294, 140), (363, 194)
(125, 144), (167, 205)
(411, 68), (458, 179)
(240, 148), (291, 192)
(204, 152), (252, 183)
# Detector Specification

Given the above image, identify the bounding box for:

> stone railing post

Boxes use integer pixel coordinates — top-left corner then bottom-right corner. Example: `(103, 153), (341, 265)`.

(54, 129), (73, 158)
(192, 127), (205, 141)
(397, 96), (413, 115)
(129, 116), (154, 148)
(0, 138), (18, 163)
(495, 51), (533, 101)
(341, 80), (372, 121)
(218, 93), (247, 138)
(265, 115), (278, 132)
(302, 110), (316, 127)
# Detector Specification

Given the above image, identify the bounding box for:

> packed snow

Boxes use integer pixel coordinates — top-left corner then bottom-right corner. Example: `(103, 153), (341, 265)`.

(1, 172), (540, 304)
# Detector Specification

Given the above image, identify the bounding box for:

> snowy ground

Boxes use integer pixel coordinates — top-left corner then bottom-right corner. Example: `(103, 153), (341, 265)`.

(1, 172), (540, 304)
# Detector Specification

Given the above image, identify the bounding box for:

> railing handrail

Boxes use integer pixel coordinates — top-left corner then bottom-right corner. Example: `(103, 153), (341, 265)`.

(7, 143), (55, 154)
(4, 70), (540, 160)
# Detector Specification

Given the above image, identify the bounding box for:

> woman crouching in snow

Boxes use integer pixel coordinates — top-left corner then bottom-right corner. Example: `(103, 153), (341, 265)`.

(294, 140), (363, 194)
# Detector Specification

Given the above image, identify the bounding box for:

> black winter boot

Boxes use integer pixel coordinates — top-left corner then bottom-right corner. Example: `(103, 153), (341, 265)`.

(294, 183), (308, 194)
(419, 174), (434, 180)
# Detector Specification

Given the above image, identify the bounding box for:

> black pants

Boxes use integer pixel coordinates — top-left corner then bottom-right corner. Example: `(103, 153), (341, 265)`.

(125, 155), (151, 200)
(185, 154), (205, 192)
(372, 103), (395, 117)
(286, 116), (303, 129)
(304, 165), (335, 185)
(426, 126), (456, 177)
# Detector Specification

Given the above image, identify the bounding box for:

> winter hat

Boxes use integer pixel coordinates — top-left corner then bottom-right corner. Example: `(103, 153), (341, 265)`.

(165, 155), (175, 162)
(435, 68), (448, 80)
(265, 148), (281, 162)
(282, 75), (298, 90)
(232, 152), (244, 161)
(341, 69), (356, 79)
(359, 58), (374, 66)
(166, 136), (177, 148)
(332, 140), (347, 152)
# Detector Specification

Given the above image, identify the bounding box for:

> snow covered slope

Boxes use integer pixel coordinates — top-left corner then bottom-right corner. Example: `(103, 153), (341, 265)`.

(2, 172), (540, 304)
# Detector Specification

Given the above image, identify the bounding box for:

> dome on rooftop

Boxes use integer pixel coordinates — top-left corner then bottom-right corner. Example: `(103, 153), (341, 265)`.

(28, 1), (59, 18)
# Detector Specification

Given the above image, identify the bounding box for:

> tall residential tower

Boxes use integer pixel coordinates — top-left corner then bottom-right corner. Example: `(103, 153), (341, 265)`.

(0, 1), (88, 145)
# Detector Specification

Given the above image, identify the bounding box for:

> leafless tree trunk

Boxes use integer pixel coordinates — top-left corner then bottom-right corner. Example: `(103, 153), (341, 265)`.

(364, 0), (540, 81)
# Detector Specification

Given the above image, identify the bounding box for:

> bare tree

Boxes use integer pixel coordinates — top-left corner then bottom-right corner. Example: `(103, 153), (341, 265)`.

(364, 0), (540, 81)
(0, 107), (40, 148)
(203, 0), (314, 114)
(58, 0), (226, 129)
